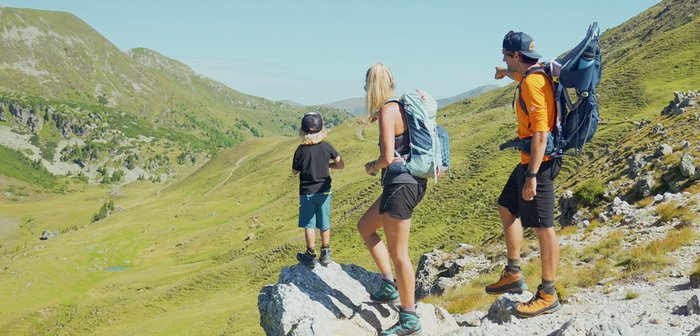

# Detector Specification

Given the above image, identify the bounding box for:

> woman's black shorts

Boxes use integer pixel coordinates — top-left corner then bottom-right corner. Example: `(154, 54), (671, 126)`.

(379, 181), (427, 220)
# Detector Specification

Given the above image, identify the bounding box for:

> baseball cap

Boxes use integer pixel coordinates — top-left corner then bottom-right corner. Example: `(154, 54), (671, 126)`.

(502, 31), (542, 60)
(301, 112), (323, 134)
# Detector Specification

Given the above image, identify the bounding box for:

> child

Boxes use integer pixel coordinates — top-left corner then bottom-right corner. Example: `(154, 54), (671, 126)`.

(292, 112), (344, 268)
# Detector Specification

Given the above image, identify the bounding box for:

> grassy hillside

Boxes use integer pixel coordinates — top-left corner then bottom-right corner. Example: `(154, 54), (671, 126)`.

(0, 0), (698, 335)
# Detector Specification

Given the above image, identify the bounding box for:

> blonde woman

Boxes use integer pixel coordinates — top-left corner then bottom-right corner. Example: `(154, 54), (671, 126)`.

(292, 112), (344, 268)
(358, 63), (426, 336)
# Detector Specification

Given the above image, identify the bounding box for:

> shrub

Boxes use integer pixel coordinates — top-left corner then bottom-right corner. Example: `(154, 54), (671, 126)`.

(92, 200), (115, 222)
(574, 179), (606, 206)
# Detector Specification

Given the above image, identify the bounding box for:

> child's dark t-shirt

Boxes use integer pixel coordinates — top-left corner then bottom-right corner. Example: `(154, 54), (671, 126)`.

(292, 142), (339, 195)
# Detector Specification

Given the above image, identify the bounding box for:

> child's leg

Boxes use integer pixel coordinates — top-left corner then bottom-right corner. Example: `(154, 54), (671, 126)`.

(318, 192), (332, 248)
(304, 228), (316, 251)
(320, 229), (330, 247)
(298, 194), (317, 253)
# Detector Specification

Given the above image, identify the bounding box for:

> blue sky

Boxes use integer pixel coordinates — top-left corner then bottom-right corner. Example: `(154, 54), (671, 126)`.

(0, 1), (660, 105)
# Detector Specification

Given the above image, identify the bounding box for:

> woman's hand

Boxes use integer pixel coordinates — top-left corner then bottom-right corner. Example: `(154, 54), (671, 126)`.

(365, 161), (377, 176)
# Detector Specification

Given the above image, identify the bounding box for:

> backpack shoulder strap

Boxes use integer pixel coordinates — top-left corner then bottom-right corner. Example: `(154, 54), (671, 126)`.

(383, 96), (403, 106)
(517, 66), (550, 115)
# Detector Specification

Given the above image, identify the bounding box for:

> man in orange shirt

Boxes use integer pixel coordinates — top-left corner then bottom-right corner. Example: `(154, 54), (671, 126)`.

(486, 31), (562, 318)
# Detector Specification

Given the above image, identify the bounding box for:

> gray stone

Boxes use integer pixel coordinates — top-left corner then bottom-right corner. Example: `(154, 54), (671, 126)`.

(453, 311), (483, 327)
(559, 190), (578, 226)
(652, 123), (665, 134)
(679, 154), (696, 178)
(258, 263), (459, 336)
(613, 197), (623, 206)
(690, 325), (700, 336)
(627, 154), (650, 178)
(39, 230), (55, 240)
(484, 292), (530, 325)
(415, 246), (490, 300)
(634, 173), (655, 198)
(690, 272), (700, 288)
(586, 323), (633, 336)
(688, 295), (700, 316)
(681, 141), (691, 149)
(662, 90), (700, 116)
(598, 213), (609, 223)
(655, 144), (673, 157)
(415, 249), (450, 298)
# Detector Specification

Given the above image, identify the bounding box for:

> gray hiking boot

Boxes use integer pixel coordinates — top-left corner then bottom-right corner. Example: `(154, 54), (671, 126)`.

(296, 250), (316, 269)
(319, 248), (332, 266)
(371, 277), (399, 304)
(381, 309), (422, 335)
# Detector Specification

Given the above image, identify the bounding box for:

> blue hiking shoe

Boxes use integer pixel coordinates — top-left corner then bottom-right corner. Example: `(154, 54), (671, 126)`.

(319, 248), (332, 266)
(381, 309), (422, 336)
(370, 278), (399, 304)
(296, 250), (316, 269)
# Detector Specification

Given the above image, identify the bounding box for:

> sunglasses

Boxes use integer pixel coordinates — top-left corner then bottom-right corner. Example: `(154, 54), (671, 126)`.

(363, 83), (368, 92)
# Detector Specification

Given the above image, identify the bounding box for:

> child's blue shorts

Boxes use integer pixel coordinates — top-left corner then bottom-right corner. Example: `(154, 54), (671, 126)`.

(298, 192), (331, 230)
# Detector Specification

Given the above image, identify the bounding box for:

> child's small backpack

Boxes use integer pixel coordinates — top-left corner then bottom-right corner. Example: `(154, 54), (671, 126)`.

(385, 90), (450, 180)
(502, 22), (602, 157)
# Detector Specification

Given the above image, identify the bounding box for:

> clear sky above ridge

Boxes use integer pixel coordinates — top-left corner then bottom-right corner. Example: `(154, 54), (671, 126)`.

(0, 0), (661, 106)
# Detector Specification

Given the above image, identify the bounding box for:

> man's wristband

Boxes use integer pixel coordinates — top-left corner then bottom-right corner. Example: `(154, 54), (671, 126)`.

(525, 170), (538, 178)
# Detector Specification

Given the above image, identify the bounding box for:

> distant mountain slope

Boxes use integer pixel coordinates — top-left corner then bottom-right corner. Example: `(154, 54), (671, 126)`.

(324, 84), (500, 116)
(322, 97), (365, 116)
(0, 7), (350, 146)
(436, 85), (499, 108)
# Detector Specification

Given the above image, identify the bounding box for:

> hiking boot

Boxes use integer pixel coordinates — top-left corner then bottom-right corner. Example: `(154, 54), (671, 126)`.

(514, 286), (561, 318)
(319, 248), (332, 266)
(381, 309), (422, 336)
(485, 268), (528, 294)
(296, 250), (316, 269)
(370, 278), (400, 304)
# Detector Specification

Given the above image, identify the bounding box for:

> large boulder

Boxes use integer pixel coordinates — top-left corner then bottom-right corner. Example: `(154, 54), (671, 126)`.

(662, 90), (699, 116)
(258, 262), (459, 336)
(558, 190), (578, 226)
(679, 154), (697, 178)
(415, 244), (490, 299)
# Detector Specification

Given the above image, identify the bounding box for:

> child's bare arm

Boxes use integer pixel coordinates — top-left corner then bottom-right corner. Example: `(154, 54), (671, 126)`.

(329, 156), (344, 169)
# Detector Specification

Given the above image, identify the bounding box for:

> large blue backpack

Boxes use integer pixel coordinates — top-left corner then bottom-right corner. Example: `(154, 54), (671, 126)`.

(502, 22), (602, 157)
(385, 90), (450, 180)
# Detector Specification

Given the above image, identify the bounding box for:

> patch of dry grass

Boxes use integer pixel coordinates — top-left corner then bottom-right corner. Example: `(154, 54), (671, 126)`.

(621, 226), (696, 275)
(655, 201), (698, 226)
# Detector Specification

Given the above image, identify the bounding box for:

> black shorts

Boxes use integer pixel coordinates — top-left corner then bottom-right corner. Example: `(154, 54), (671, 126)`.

(379, 182), (427, 220)
(497, 159), (562, 228)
